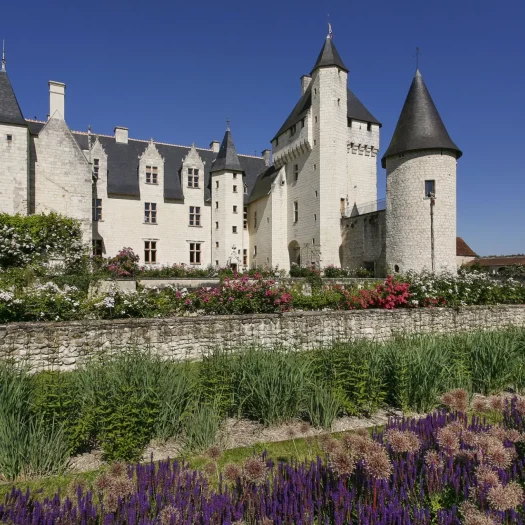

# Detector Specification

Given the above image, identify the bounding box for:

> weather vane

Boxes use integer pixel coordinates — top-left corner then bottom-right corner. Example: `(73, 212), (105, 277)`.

(1, 40), (6, 72)
(226, 117), (230, 131)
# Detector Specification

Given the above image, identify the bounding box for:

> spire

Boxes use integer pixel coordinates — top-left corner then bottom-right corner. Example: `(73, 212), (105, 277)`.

(210, 126), (243, 173)
(1, 40), (5, 72)
(0, 58), (26, 126)
(311, 29), (348, 74)
(381, 69), (461, 168)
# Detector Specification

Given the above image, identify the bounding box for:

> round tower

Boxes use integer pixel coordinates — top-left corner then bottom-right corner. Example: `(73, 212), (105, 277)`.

(382, 69), (462, 274)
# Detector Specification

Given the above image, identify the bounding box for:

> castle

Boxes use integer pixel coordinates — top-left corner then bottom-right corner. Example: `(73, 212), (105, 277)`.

(0, 33), (461, 275)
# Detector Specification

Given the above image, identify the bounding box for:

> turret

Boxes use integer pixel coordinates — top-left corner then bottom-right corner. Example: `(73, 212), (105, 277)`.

(210, 126), (246, 270)
(0, 43), (30, 215)
(383, 69), (462, 274)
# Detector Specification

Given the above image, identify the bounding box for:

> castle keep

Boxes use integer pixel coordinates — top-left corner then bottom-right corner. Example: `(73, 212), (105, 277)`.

(0, 33), (461, 275)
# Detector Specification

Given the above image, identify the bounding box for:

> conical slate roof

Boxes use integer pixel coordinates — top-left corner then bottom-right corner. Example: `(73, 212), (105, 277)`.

(311, 37), (348, 74)
(0, 71), (26, 126)
(381, 69), (461, 168)
(210, 129), (243, 173)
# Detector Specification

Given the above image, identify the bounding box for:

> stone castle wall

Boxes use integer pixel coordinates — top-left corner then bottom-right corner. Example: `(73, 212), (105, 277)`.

(0, 305), (523, 371)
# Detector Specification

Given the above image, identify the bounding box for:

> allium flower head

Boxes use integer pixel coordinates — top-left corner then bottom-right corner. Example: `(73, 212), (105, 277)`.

(424, 450), (443, 470)
(159, 505), (181, 525)
(488, 395), (505, 413)
(384, 429), (420, 454)
(243, 457), (268, 483)
(487, 481), (524, 511)
(206, 446), (222, 461)
(223, 463), (242, 483)
(471, 395), (489, 413)
(330, 450), (358, 476)
(475, 465), (501, 488)
(362, 442), (393, 480)
(459, 501), (498, 525)
(437, 426), (460, 455)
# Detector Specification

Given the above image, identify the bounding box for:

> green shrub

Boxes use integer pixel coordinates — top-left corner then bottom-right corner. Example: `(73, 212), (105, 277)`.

(0, 213), (83, 268)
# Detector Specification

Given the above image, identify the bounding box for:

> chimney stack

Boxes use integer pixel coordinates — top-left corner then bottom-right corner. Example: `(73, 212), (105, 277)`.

(114, 126), (129, 144)
(210, 140), (220, 153)
(300, 75), (312, 95)
(49, 81), (66, 120)
(262, 149), (271, 166)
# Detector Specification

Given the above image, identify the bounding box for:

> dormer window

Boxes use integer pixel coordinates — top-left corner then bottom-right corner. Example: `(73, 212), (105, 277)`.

(146, 165), (158, 184)
(93, 159), (99, 180)
(188, 168), (199, 188)
(243, 184), (248, 195)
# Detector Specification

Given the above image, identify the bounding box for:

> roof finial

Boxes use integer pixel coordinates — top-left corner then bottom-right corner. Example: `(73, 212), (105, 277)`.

(226, 117), (230, 131)
(327, 21), (333, 40)
(414, 46), (421, 71)
(1, 40), (6, 72)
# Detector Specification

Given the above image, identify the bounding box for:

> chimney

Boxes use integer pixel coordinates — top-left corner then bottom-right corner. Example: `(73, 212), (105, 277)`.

(210, 140), (220, 153)
(48, 81), (66, 120)
(261, 149), (271, 167)
(114, 126), (129, 144)
(300, 75), (312, 95)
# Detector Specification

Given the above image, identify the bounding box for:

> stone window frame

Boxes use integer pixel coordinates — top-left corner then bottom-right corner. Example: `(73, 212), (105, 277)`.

(424, 180), (436, 199)
(233, 205), (238, 214)
(243, 249), (248, 265)
(233, 185), (238, 193)
(294, 164), (299, 181)
(254, 211), (257, 228)
(243, 207), (248, 230)
(144, 202), (157, 224)
(146, 165), (158, 184)
(189, 206), (201, 227)
(93, 158), (100, 180)
(187, 168), (200, 188)
(144, 240), (157, 264)
(92, 198), (102, 221)
(6, 134), (13, 142)
(92, 239), (103, 257)
(189, 242), (202, 264)
(243, 184), (248, 195)
(232, 225), (238, 234)
(293, 201), (299, 223)
(290, 124), (297, 136)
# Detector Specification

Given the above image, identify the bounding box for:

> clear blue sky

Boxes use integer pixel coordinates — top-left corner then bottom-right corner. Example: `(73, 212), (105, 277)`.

(2, 0), (524, 256)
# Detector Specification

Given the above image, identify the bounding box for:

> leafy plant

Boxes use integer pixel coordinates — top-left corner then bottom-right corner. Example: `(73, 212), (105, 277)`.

(182, 399), (221, 453)
(305, 383), (343, 429)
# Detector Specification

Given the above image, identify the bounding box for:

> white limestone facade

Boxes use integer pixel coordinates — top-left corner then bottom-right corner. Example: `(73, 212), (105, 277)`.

(33, 115), (92, 240)
(210, 169), (246, 270)
(385, 149), (457, 273)
(0, 123), (29, 214)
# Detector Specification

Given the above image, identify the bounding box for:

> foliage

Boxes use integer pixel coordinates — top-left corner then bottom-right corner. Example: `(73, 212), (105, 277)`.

(406, 268), (525, 307)
(232, 348), (309, 425)
(0, 213), (83, 268)
(5, 403), (525, 523)
(181, 400), (222, 453)
(323, 264), (374, 278)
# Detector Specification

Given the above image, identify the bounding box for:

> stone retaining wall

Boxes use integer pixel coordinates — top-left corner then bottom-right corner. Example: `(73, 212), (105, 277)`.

(0, 305), (524, 371)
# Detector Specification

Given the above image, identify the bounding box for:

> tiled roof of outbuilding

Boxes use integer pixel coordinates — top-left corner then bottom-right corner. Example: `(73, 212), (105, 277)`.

(456, 237), (477, 257)
(0, 71), (26, 126)
(381, 69), (461, 168)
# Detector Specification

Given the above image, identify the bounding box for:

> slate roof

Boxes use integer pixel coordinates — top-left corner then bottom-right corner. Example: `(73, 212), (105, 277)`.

(381, 69), (462, 168)
(272, 87), (381, 141)
(210, 130), (243, 173)
(0, 71), (26, 126)
(456, 237), (477, 257)
(248, 165), (278, 203)
(26, 119), (266, 203)
(311, 37), (348, 74)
